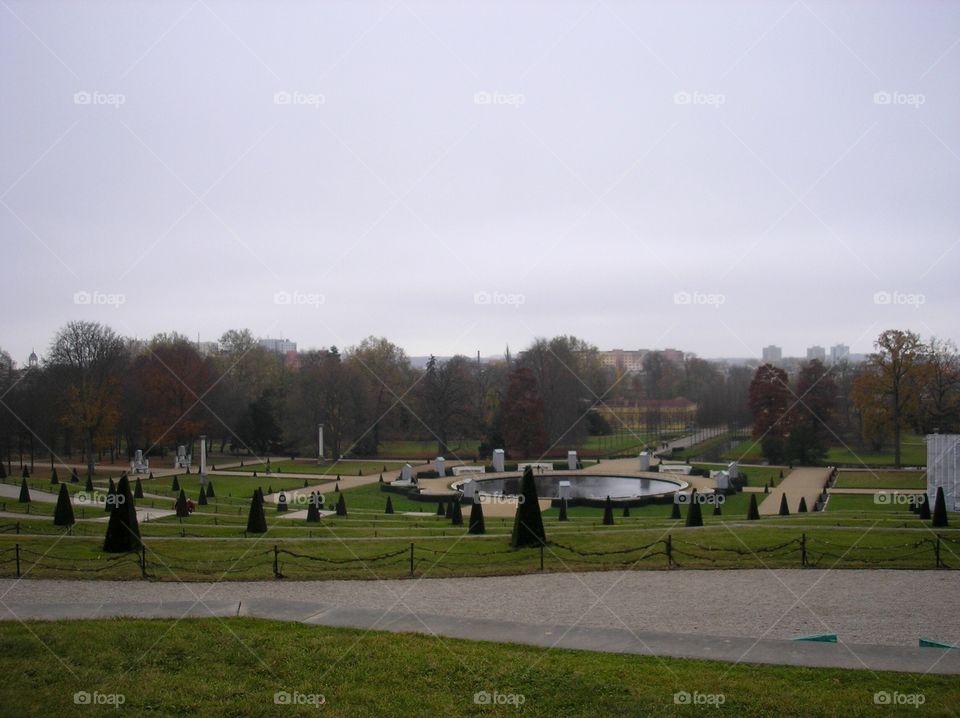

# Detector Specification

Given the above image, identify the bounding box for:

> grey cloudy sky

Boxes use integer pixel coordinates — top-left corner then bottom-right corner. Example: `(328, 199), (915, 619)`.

(2, 0), (958, 365)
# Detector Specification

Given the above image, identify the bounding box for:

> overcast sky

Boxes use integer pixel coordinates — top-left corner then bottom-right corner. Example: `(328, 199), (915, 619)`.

(2, 0), (958, 365)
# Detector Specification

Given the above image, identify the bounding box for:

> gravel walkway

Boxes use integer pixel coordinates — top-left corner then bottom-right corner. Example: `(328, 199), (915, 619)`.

(2, 570), (957, 647)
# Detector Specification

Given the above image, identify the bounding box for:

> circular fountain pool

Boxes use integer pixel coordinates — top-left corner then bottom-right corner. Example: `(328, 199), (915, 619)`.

(455, 474), (684, 501)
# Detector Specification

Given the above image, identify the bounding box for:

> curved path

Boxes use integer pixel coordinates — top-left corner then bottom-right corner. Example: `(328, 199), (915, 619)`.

(2, 570), (958, 673)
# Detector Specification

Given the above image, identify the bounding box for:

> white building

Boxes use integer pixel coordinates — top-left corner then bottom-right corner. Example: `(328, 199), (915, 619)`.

(762, 345), (782, 364)
(259, 338), (297, 354)
(927, 434), (959, 512)
(806, 345), (826, 361)
(830, 344), (850, 363)
(599, 349), (647, 374)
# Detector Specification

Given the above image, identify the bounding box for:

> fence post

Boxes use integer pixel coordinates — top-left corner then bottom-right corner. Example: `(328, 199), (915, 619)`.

(15, 543), (20, 578)
(666, 534), (673, 568)
(935, 534), (942, 569)
(273, 545), (280, 578)
(409, 542), (414, 577)
(540, 543), (544, 571)
(801, 533), (807, 568)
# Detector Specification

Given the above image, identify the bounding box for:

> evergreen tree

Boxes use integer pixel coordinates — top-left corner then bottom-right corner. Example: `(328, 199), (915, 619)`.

(206, 480), (215, 498)
(335, 493), (347, 517)
(919, 493), (932, 520)
(21, 465), (29, 479)
(134, 478), (144, 499)
(53, 483), (75, 527)
(932, 486), (949, 527)
(103, 476), (141, 553)
(246, 489), (267, 533)
(713, 501), (722, 516)
(436, 501), (445, 517)
(622, 505), (630, 518)
(51, 468), (58, 485)
(85, 474), (94, 492)
(385, 496), (394, 514)
(104, 478), (116, 512)
(778, 493), (790, 516)
(685, 490), (703, 527)
(175, 489), (190, 518)
(798, 497), (808, 513)
(510, 467), (546, 548)
(445, 501), (453, 519)
(18, 478), (30, 503)
(558, 497), (568, 521)
(71, 468), (79, 483)
(171, 476), (180, 492)
(306, 493), (321, 522)
(468, 501), (485, 534)
(198, 485), (208, 506)
(0, 462), (5, 479)
(602, 496), (615, 526)
(747, 493), (760, 520)
(451, 500), (463, 526)
(670, 500), (681, 519)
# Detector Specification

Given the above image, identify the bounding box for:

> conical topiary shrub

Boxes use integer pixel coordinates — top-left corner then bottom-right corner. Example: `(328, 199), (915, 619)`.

(103, 475), (141, 553)
(246, 489), (267, 533)
(51, 468), (58, 485)
(53, 483), (75, 527)
(379, 474), (383, 483)
(85, 474), (94, 492)
(0, 462), (6, 479)
(602, 496), (614, 526)
(335, 493), (347, 517)
(932, 486), (949, 527)
(444, 500), (454, 519)
(558, 497), (568, 521)
(622, 505), (631, 518)
(670, 500), (681, 520)
(335, 483), (340, 492)
(71, 468), (79, 484)
(198, 485), (208, 506)
(798, 497), (808, 513)
(778, 493), (790, 516)
(306, 493), (321, 522)
(451, 500), (463, 526)
(268, 485), (273, 495)
(468, 501), (485, 534)
(685, 491), (703, 527)
(713, 502), (722, 516)
(276, 492), (288, 512)
(919, 493), (932, 520)
(175, 489), (190, 518)
(134, 478), (144, 499)
(747, 493), (760, 520)
(510, 467), (546, 548)
(21, 466), (29, 479)
(18, 478), (30, 503)
(385, 496), (394, 514)
(171, 476), (180, 492)
(779, 469), (784, 479)
(206, 480), (215, 498)
(764, 482), (770, 494)
(104, 478), (116, 512)
(303, 479), (308, 487)
(435, 501), (444, 517)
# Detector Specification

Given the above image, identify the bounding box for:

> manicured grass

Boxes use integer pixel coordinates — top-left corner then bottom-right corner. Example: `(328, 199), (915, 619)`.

(1, 618), (957, 717)
(672, 432), (741, 460)
(148, 474), (325, 499)
(826, 435), (927, 467)
(226, 460), (404, 476)
(721, 439), (767, 463)
(825, 495), (921, 513)
(834, 471), (927, 490)
(373, 440), (480, 459)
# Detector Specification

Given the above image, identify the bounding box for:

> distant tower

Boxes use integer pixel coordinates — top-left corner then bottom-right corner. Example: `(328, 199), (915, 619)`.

(27, 349), (38, 368)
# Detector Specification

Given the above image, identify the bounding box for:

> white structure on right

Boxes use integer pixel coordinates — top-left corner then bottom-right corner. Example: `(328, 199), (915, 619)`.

(927, 434), (960, 512)
(639, 451), (650, 471)
(492, 449), (505, 473)
(567, 450), (578, 470)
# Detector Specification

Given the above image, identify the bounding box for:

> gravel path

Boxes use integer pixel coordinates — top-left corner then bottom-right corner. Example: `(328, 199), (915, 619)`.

(2, 570), (957, 647)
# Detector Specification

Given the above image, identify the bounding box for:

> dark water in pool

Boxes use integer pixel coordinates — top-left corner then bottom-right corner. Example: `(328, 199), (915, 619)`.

(466, 475), (682, 500)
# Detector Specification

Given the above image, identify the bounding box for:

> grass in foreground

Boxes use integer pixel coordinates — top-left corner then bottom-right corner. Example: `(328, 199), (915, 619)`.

(0, 618), (956, 717)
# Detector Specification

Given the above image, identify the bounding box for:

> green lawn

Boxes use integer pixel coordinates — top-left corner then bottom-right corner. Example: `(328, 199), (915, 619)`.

(720, 439), (767, 463)
(827, 436), (927, 467)
(226, 460), (404, 476)
(1, 618), (957, 717)
(834, 471), (927, 490)
(825, 495), (922, 513)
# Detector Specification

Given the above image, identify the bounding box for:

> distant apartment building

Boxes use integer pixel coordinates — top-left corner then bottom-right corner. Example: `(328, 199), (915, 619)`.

(599, 349), (647, 374)
(259, 338), (297, 354)
(196, 341), (219, 356)
(762, 345), (782, 364)
(806, 345), (826, 362)
(661, 348), (685, 364)
(830, 344), (850, 363)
